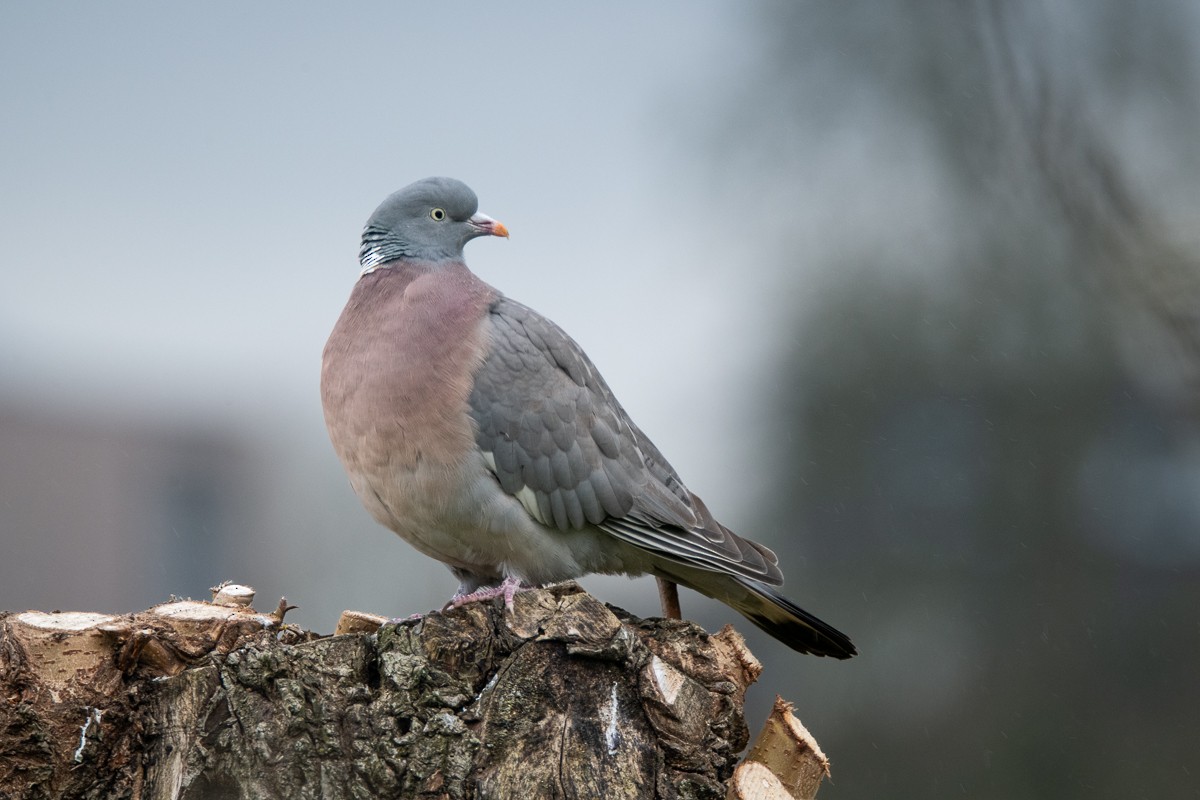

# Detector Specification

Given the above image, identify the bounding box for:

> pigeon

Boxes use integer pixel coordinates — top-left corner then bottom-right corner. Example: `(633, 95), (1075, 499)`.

(321, 177), (856, 658)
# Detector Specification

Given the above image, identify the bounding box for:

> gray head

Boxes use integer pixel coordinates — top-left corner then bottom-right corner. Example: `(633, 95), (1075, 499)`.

(359, 177), (508, 270)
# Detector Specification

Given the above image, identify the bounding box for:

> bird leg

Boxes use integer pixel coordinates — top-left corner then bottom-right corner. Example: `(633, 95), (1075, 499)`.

(656, 577), (682, 620)
(447, 575), (528, 612)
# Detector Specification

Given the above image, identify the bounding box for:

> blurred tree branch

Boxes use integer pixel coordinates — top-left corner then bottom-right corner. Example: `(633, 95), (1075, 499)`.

(983, 0), (1200, 411)
(704, 3), (1200, 798)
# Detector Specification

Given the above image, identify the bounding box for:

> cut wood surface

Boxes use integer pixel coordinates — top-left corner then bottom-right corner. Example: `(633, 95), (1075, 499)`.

(0, 581), (832, 799)
(729, 697), (831, 800)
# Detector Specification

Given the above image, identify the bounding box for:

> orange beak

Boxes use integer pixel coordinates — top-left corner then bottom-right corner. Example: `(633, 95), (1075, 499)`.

(469, 212), (509, 239)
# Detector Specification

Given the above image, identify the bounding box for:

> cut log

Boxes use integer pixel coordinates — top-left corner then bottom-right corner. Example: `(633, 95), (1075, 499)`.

(3, 581), (827, 799)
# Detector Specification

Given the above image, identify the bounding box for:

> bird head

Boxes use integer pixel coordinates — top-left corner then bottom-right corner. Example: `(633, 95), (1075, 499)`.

(359, 177), (509, 270)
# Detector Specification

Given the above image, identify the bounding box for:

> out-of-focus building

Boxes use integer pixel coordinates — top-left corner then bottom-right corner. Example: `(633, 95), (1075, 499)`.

(0, 403), (261, 614)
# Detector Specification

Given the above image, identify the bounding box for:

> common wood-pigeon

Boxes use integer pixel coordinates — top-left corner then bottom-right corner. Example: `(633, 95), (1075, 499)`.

(321, 177), (856, 658)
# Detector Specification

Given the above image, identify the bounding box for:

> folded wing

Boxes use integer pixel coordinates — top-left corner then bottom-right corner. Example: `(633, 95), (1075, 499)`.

(468, 296), (782, 585)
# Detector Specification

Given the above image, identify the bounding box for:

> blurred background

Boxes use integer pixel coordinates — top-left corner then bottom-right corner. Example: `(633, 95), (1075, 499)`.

(2, 2), (1198, 797)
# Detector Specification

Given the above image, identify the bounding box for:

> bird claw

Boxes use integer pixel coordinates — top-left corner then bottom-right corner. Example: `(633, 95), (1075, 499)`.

(446, 576), (528, 612)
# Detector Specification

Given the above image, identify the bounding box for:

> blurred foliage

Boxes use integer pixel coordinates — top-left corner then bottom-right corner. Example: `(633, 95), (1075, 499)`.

(715, 2), (1200, 797)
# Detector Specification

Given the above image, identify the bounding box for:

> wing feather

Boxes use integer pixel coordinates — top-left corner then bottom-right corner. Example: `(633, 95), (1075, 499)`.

(468, 295), (783, 584)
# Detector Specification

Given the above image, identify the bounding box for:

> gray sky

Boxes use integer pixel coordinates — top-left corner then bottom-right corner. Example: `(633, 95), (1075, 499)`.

(0, 4), (773, 485)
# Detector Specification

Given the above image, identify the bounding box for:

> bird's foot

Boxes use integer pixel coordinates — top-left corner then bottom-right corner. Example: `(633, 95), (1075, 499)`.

(446, 576), (529, 612)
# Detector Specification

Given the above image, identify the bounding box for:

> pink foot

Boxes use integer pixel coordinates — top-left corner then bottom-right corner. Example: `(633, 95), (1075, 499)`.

(447, 576), (528, 612)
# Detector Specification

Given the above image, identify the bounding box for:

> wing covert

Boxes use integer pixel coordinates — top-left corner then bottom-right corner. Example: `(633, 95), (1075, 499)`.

(467, 295), (783, 585)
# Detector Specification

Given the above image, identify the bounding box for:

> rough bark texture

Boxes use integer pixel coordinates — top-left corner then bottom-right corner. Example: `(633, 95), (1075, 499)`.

(0, 581), (810, 800)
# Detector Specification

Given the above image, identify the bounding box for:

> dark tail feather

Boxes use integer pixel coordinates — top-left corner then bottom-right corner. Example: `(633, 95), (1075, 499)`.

(654, 562), (857, 659)
(727, 577), (857, 659)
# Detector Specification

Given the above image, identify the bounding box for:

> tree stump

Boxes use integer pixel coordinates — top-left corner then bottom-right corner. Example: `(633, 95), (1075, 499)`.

(0, 581), (829, 799)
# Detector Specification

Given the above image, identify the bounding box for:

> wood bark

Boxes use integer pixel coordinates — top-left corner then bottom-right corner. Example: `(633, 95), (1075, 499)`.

(0, 582), (830, 799)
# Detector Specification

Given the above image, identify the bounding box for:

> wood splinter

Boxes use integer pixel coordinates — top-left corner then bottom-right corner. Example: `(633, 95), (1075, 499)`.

(728, 696), (831, 800)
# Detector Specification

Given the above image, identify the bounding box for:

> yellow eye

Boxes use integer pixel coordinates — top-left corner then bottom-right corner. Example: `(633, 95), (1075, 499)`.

(430, 207), (446, 221)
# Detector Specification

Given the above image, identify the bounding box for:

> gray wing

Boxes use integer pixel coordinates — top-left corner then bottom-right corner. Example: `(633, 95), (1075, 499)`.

(468, 295), (782, 585)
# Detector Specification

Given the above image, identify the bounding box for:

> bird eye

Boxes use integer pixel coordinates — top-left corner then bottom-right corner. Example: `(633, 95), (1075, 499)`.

(430, 208), (446, 221)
